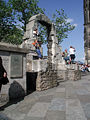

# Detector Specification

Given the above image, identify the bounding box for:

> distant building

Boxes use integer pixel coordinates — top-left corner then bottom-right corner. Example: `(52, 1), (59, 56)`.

(84, 0), (90, 64)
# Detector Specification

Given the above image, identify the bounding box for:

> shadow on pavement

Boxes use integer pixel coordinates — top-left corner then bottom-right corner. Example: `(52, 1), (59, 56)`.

(0, 96), (24, 111)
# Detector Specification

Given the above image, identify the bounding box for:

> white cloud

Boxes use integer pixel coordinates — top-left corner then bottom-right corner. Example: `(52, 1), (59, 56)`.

(66, 18), (74, 23)
(73, 24), (78, 27)
(66, 18), (78, 27)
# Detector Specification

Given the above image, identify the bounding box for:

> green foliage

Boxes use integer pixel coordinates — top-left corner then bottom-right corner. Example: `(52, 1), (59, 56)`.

(2, 27), (23, 45)
(38, 23), (47, 44)
(0, 0), (75, 45)
(0, 0), (12, 41)
(0, 0), (45, 44)
(0, 0), (23, 44)
(8, 0), (45, 32)
(52, 9), (75, 44)
(37, 9), (75, 44)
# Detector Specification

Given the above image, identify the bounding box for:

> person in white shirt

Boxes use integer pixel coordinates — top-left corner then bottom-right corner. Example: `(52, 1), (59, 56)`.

(33, 28), (39, 38)
(69, 46), (76, 63)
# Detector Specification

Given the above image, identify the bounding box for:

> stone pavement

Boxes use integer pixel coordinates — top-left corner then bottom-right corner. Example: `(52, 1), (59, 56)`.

(0, 74), (90, 120)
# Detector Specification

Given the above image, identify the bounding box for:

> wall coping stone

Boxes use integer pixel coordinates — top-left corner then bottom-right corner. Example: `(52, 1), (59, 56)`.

(0, 42), (29, 53)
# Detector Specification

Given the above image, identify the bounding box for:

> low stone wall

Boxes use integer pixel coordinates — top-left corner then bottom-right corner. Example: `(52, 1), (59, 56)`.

(36, 70), (57, 91)
(57, 69), (81, 82)
(68, 70), (81, 81)
(57, 62), (81, 82)
(0, 43), (28, 102)
(57, 70), (68, 83)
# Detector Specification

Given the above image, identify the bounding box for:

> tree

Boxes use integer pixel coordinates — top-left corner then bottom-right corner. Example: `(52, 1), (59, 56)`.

(0, 0), (23, 44)
(1, 0), (75, 45)
(0, 0), (12, 41)
(8, 0), (45, 32)
(0, 0), (45, 44)
(52, 9), (75, 44)
(38, 9), (75, 44)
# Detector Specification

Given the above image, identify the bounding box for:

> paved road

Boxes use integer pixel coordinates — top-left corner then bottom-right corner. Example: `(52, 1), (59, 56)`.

(0, 74), (90, 120)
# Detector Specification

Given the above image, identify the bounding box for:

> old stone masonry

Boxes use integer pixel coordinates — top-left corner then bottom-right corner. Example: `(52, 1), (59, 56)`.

(21, 14), (81, 91)
(0, 14), (81, 105)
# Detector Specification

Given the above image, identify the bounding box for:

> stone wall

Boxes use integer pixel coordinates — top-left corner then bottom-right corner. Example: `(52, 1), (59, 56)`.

(68, 70), (81, 81)
(22, 14), (59, 91)
(0, 43), (28, 102)
(57, 63), (81, 82)
(57, 70), (68, 82)
(36, 69), (57, 91)
(57, 69), (81, 82)
(85, 48), (90, 64)
(21, 14), (81, 91)
(84, 0), (90, 64)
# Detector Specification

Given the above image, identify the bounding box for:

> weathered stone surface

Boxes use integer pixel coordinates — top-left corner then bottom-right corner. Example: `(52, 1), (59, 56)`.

(57, 70), (68, 82)
(46, 111), (66, 120)
(84, 0), (90, 64)
(36, 70), (57, 91)
(10, 54), (23, 78)
(0, 43), (27, 102)
(23, 14), (81, 91)
(22, 14), (60, 91)
(68, 70), (81, 81)
(27, 102), (50, 117)
(32, 59), (47, 72)
(49, 98), (66, 111)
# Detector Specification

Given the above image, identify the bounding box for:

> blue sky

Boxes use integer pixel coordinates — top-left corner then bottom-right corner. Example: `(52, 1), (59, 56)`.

(38, 0), (84, 62)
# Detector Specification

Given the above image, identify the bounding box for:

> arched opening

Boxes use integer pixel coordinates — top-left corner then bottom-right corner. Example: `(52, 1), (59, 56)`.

(23, 14), (58, 93)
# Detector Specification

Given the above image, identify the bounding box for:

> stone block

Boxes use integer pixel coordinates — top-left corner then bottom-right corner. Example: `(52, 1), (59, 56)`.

(68, 70), (81, 81)
(57, 70), (68, 82)
(36, 69), (58, 91)
(57, 63), (67, 70)
(0, 44), (27, 102)
(32, 59), (47, 72)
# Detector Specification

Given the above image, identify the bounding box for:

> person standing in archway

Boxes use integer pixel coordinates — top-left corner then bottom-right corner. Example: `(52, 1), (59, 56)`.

(33, 28), (39, 39)
(32, 40), (42, 59)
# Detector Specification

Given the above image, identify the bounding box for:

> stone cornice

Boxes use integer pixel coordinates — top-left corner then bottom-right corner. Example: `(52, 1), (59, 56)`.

(0, 42), (29, 53)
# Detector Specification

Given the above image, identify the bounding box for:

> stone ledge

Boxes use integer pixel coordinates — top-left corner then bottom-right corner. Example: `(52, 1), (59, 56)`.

(0, 43), (29, 53)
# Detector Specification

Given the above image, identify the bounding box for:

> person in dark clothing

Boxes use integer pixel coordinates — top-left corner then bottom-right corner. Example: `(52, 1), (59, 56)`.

(0, 57), (7, 92)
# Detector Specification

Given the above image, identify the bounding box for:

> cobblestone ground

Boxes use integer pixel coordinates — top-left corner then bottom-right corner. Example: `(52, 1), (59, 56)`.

(0, 73), (90, 120)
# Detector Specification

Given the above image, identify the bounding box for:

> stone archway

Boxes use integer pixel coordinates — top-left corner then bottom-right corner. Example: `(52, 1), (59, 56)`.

(23, 14), (61, 68)
(22, 14), (61, 91)
(21, 14), (81, 91)
(23, 14), (52, 50)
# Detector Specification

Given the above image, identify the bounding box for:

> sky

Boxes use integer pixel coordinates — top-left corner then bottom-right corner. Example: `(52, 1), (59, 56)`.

(38, 0), (84, 62)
